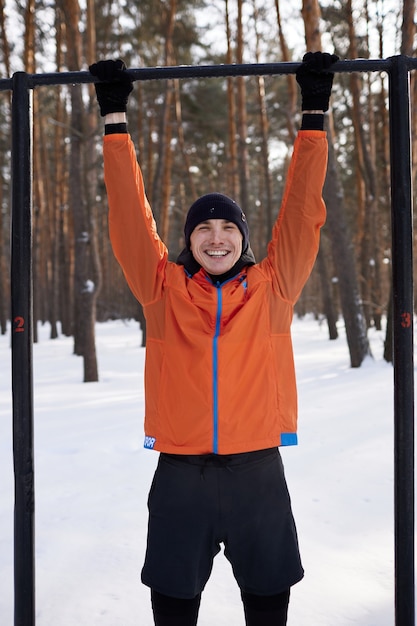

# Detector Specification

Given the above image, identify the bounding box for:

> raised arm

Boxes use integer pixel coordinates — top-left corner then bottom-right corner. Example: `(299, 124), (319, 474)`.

(264, 51), (338, 302)
(90, 60), (167, 306)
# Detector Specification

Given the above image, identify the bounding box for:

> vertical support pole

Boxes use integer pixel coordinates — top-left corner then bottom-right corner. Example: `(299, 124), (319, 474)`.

(11, 72), (35, 626)
(388, 55), (415, 626)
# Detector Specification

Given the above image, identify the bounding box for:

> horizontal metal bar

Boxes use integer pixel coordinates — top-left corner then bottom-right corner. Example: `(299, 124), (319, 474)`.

(0, 57), (405, 92)
(28, 58), (399, 87)
(0, 77), (13, 91)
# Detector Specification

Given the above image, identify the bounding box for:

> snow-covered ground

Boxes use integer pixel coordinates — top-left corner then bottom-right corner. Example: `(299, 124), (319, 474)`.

(0, 317), (409, 625)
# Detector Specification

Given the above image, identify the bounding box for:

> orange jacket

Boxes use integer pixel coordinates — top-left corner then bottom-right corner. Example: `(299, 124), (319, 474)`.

(104, 131), (327, 455)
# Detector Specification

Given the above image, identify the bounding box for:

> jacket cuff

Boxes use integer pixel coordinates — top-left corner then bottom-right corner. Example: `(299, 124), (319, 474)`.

(300, 114), (324, 131)
(105, 123), (128, 135)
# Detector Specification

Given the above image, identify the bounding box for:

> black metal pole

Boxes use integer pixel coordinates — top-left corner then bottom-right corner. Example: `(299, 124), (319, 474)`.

(11, 72), (35, 626)
(388, 55), (415, 626)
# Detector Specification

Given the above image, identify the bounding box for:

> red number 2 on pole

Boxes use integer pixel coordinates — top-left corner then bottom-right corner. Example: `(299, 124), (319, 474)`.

(14, 316), (25, 333)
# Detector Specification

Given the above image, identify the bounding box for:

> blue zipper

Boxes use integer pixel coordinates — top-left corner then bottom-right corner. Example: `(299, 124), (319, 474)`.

(212, 282), (222, 454)
(209, 273), (247, 454)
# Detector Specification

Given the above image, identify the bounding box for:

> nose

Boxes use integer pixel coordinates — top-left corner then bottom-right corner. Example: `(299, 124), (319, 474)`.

(209, 224), (224, 243)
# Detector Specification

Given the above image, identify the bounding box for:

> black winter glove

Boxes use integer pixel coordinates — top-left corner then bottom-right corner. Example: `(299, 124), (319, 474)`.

(89, 59), (134, 116)
(296, 51), (339, 112)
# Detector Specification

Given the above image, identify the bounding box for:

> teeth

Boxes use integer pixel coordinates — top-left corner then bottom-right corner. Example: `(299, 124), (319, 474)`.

(207, 250), (228, 257)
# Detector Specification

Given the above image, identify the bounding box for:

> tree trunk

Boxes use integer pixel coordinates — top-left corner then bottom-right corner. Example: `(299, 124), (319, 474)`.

(61, 0), (99, 382)
(0, 0), (11, 334)
(347, 0), (383, 330)
(225, 0), (239, 199)
(301, 0), (322, 51)
(235, 0), (250, 216)
(301, 0), (370, 366)
(0, 0), (11, 76)
(383, 285), (393, 363)
(23, 0), (38, 342)
(174, 79), (197, 201)
(50, 9), (66, 338)
(323, 124), (370, 366)
(85, 0), (103, 342)
(53, 12), (73, 337)
(317, 242), (338, 340)
(0, 177), (8, 334)
(151, 0), (176, 239)
(252, 0), (273, 252)
(401, 0), (415, 55)
(274, 0), (297, 142)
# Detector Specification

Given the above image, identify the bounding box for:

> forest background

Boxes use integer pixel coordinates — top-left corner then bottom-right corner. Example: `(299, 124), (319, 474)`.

(0, 0), (415, 381)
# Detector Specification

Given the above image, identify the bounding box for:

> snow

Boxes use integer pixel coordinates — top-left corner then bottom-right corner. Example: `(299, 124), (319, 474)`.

(82, 279), (95, 293)
(0, 316), (410, 625)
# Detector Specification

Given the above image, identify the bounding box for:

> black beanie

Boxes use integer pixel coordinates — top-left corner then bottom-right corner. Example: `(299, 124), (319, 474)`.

(184, 193), (249, 251)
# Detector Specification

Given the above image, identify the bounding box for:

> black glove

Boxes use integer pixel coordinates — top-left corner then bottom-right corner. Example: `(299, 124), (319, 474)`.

(89, 59), (134, 116)
(296, 51), (339, 112)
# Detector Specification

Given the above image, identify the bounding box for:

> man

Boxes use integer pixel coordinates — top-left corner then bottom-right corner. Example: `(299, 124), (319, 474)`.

(90, 51), (337, 626)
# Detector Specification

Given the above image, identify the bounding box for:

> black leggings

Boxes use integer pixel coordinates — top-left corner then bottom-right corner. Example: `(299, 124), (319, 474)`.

(241, 589), (290, 626)
(151, 590), (201, 626)
(151, 588), (290, 626)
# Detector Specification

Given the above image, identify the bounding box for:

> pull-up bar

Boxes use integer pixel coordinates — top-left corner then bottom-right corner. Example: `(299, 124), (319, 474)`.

(8, 57), (415, 626)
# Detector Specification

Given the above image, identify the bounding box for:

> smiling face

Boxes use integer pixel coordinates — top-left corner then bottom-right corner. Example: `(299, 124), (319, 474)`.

(189, 219), (243, 275)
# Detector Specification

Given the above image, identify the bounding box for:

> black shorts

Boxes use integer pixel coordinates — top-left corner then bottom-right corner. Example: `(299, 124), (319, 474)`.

(141, 448), (303, 599)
